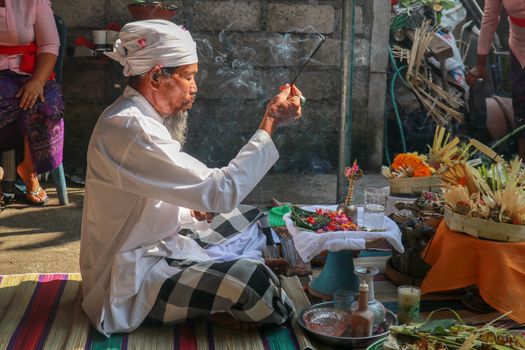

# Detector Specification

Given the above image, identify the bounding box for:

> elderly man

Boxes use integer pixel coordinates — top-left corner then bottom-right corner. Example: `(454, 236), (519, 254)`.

(80, 20), (303, 335)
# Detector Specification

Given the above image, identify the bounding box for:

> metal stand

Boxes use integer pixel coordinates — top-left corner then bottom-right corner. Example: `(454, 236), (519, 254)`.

(309, 250), (360, 300)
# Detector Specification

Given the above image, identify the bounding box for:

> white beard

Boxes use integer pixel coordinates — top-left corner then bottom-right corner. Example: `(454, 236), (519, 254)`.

(163, 111), (188, 146)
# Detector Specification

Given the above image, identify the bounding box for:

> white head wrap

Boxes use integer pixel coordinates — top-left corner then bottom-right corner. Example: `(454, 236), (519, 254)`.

(105, 19), (198, 77)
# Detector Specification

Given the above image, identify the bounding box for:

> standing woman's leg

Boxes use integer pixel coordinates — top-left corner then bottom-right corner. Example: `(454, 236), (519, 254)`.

(510, 52), (525, 159)
(16, 136), (48, 203)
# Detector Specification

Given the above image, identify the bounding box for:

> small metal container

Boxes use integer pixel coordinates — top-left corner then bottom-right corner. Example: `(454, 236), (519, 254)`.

(298, 301), (398, 348)
(302, 307), (348, 337)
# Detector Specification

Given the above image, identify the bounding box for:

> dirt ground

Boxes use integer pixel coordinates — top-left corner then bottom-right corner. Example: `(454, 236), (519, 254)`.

(0, 186), (84, 274)
(0, 174), (387, 275)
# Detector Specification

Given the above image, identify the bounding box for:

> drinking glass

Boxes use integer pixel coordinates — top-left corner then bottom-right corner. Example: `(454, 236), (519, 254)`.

(333, 289), (353, 325)
(363, 187), (389, 230)
(397, 285), (421, 324)
(333, 289), (354, 314)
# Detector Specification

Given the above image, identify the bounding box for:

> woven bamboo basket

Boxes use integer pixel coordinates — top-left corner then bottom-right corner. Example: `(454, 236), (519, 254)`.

(388, 176), (442, 195)
(445, 207), (525, 242)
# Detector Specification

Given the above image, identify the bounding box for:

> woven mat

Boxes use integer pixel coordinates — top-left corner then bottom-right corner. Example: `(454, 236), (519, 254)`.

(0, 258), (506, 350)
(0, 273), (329, 350)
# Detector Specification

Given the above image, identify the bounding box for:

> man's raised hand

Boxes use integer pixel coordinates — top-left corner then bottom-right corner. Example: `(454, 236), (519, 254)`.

(258, 84), (303, 135)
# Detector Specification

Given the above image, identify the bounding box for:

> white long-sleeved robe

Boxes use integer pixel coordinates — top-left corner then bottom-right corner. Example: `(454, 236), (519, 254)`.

(80, 87), (279, 335)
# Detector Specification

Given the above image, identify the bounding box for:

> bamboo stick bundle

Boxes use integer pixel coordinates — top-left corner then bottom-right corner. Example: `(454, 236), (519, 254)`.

(392, 45), (411, 63)
(406, 21), (435, 84)
(409, 69), (464, 123)
(400, 20), (465, 124)
(412, 86), (464, 124)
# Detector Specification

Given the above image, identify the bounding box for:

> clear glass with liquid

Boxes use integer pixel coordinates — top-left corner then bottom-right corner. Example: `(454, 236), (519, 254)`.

(363, 188), (388, 230)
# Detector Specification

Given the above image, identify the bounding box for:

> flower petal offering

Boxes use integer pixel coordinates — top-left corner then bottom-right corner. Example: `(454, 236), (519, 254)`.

(291, 206), (358, 233)
(381, 126), (467, 180)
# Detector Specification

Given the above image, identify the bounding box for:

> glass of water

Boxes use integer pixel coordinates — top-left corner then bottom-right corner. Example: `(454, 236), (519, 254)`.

(363, 187), (389, 230)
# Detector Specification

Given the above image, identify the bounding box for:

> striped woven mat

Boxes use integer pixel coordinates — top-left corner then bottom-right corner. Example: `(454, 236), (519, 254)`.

(0, 257), (505, 350)
(0, 273), (330, 350)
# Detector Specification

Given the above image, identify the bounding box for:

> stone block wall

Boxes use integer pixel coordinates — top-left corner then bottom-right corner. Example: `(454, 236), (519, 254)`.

(52, 0), (387, 175)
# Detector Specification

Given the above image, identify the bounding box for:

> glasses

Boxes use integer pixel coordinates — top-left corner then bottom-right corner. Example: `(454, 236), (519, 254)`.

(333, 289), (354, 314)
(363, 187), (389, 230)
(397, 285), (421, 324)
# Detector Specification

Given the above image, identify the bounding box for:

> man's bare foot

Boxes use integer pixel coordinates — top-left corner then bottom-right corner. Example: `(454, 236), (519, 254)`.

(16, 164), (48, 204)
(206, 313), (258, 330)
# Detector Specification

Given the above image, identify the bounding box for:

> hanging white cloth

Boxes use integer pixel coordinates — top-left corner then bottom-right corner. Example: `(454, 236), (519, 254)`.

(284, 205), (404, 262)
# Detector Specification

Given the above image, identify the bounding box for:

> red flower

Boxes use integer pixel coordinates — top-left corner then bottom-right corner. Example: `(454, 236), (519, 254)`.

(327, 222), (338, 231)
(307, 216), (316, 224)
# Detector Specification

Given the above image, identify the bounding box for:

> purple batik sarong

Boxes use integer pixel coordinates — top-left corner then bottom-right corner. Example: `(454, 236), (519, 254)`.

(0, 70), (64, 174)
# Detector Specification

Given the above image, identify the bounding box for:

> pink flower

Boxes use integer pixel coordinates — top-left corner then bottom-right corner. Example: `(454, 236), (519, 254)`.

(344, 160), (360, 178)
(137, 38), (147, 48)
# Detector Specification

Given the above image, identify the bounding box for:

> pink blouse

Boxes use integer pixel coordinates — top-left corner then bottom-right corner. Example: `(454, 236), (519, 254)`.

(478, 0), (525, 68)
(0, 0), (59, 75)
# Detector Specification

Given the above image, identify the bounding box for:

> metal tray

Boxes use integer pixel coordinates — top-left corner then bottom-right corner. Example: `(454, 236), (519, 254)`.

(297, 301), (398, 348)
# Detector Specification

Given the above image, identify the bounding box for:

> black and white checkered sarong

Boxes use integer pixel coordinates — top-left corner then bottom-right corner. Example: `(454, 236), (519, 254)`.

(146, 205), (294, 325)
(179, 204), (267, 247)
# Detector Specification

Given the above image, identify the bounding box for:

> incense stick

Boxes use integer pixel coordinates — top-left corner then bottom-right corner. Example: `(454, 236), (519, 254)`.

(290, 33), (326, 85)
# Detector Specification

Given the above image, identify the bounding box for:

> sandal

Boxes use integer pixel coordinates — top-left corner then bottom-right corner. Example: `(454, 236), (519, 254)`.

(13, 182), (49, 206)
(15, 164), (49, 206)
(26, 186), (49, 206)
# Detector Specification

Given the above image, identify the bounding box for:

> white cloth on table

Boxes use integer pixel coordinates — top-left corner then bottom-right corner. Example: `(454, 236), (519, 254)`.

(283, 205), (404, 262)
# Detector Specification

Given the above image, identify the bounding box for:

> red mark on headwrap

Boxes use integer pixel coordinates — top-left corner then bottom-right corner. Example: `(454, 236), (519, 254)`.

(137, 38), (147, 48)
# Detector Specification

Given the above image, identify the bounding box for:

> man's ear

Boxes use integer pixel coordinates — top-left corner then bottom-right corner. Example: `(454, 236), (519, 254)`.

(149, 66), (163, 89)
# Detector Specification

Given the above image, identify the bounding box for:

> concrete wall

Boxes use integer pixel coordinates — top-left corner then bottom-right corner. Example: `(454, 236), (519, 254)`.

(52, 0), (387, 175)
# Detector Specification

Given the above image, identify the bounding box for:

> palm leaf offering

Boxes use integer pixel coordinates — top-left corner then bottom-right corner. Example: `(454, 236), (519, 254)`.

(469, 139), (505, 164)
(381, 164), (414, 179)
(382, 125), (464, 180)
(442, 157), (525, 224)
(383, 309), (525, 350)
(428, 126), (465, 170)
(291, 206), (331, 231)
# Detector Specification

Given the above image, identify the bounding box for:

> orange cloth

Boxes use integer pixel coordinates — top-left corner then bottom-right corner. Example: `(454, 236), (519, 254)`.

(421, 221), (525, 324)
